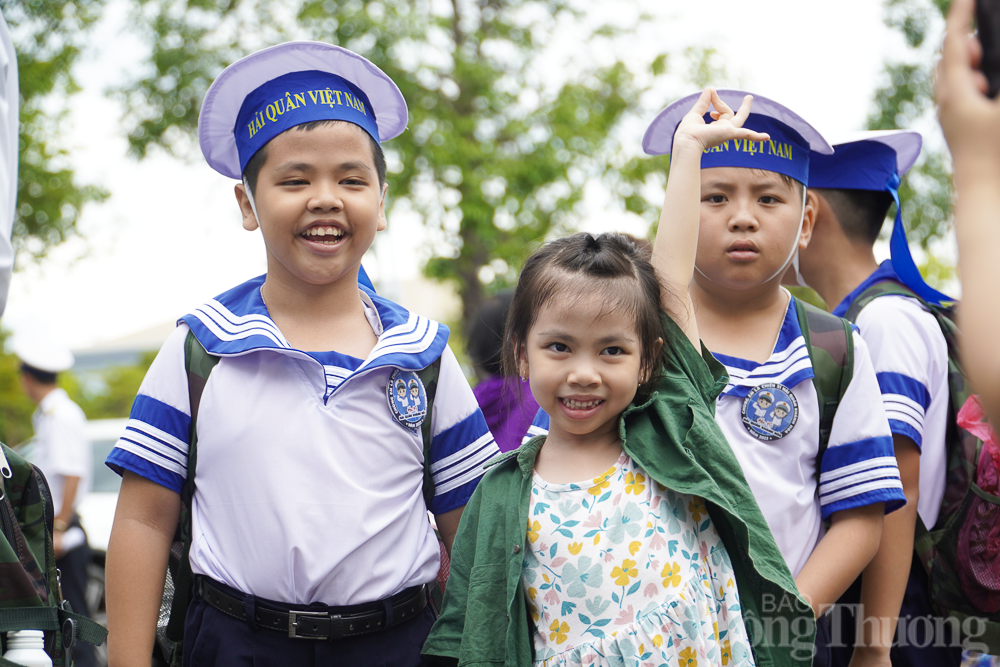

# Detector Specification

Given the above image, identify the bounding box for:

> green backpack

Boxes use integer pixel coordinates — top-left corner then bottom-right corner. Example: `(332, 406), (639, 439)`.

(845, 280), (1000, 654)
(0, 445), (107, 667)
(155, 331), (443, 666)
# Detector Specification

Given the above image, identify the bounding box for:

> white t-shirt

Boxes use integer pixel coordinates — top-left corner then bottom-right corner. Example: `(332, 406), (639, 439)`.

(107, 275), (499, 606)
(31, 388), (92, 514)
(711, 297), (905, 577)
(836, 273), (950, 529)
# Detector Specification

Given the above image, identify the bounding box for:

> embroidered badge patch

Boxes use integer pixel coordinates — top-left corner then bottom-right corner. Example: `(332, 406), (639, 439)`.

(387, 369), (427, 431)
(741, 382), (799, 441)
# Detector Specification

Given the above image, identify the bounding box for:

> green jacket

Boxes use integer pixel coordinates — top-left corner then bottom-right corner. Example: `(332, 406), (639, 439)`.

(423, 314), (816, 666)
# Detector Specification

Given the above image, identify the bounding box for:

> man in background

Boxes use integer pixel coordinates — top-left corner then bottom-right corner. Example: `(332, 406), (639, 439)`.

(16, 339), (95, 667)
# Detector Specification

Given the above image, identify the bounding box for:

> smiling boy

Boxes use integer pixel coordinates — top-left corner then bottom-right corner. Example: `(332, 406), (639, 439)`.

(104, 43), (499, 667)
(642, 90), (907, 658)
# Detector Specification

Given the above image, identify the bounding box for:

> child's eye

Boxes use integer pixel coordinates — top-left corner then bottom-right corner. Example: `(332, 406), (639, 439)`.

(342, 178), (367, 186)
(280, 178), (308, 186)
(703, 194), (726, 204)
(602, 346), (624, 356)
(547, 342), (570, 353)
(759, 195), (781, 205)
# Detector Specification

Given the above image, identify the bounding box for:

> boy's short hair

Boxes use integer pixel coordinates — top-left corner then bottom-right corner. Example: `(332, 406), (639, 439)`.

(812, 188), (894, 245)
(20, 363), (57, 386)
(243, 119), (387, 197)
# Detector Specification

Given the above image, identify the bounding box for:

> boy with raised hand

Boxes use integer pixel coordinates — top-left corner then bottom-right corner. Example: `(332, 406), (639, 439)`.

(798, 131), (961, 667)
(642, 89), (907, 654)
(104, 42), (499, 667)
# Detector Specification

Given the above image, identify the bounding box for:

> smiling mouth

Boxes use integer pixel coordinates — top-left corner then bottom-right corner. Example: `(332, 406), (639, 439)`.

(560, 398), (604, 410)
(302, 226), (345, 245)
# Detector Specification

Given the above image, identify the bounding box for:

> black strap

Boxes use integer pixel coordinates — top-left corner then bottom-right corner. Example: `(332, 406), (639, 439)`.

(198, 578), (427, 640)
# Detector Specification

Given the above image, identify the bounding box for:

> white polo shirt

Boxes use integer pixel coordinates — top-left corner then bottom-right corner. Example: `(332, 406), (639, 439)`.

(834, 263), (950, 529)
(31, 388), (92, 514)
(107, 275), (499, 606)
(712, 296), (905, 576)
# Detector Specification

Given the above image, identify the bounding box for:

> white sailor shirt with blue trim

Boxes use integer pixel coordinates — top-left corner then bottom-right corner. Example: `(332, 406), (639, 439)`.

(712, 296), (905, 576)
(106, 275), (499, 606)
(834, 262), (949, 529)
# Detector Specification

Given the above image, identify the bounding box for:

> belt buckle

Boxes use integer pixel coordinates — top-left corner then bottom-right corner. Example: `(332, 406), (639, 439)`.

(288, 610), (335, 639)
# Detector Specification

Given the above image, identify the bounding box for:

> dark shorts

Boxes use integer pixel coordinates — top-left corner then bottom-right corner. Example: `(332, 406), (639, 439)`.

(182, 582), (435, 667)
(826, 554), (962, 667)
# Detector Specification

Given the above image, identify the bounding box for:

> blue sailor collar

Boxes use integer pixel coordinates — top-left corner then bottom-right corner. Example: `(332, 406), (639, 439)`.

(831, 260), (900, 318)
(178, 275), (449, 373)
(713, 296), (816, 399)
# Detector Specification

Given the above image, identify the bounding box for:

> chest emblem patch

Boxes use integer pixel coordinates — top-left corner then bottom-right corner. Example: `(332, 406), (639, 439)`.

(741, 382), (798, 441)
(387, 369), (427, 431)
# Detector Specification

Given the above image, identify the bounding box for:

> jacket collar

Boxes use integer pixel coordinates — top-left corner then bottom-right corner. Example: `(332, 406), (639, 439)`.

(178, 275), (449, 372)
(832, 260), (900, 317)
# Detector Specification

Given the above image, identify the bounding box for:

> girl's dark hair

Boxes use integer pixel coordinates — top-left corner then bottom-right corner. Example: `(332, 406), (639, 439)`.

(467, 291), (515, 377)
(503, 232), (667, 401)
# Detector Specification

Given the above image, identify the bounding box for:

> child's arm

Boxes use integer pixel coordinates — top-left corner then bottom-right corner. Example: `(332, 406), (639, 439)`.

(105, 472), (181, 667)
(848, 439), (919, 667)
(938, 0), (1000, 424)
(793, 503), (883, 618)
(651, 88), (769, 347)
(435, 507), (463, 556)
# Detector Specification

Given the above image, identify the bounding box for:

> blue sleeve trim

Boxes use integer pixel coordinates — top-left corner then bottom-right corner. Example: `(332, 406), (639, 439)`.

(130, 395), (191, 446)
(429, 476), (481, 515)
(822, 487), (907, 520)
(430, 410), (491, 465)
(105, 448), (184, 494)
(888, 420), (923, 450)
(876, 372), (931, 410)
(820, 435), (896, 472)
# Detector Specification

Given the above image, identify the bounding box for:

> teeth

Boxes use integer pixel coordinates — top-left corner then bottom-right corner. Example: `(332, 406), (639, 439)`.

(304, 227), (344, 238)
(564, 398), (602, 410)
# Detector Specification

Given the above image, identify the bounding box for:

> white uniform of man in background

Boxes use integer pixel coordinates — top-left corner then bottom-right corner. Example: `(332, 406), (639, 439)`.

(15, 340), (96, 667)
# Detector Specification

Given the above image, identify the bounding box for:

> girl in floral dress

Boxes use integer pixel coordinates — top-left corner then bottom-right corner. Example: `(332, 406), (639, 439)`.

(424, 91), (810, 667)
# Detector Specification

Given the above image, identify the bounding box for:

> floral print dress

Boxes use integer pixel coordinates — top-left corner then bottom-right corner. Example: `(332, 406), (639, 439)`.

(522, 452), (755, 667)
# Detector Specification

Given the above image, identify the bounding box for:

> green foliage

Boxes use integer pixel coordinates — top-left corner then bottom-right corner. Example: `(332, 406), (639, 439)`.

(0, 331), (37, 447)
(869, 0), (955, 287)
(1, 0), (109, 260)
(111, 0), (670, 325)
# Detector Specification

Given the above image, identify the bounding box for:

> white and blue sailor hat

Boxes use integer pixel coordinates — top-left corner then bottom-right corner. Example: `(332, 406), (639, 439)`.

(199, 41), (408, 180)
(642, 89), (833, 185)
(809, 130), (951, 306)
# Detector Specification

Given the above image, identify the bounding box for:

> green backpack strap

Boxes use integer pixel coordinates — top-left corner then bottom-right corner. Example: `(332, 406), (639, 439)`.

(164, 331), (220, 646)
(795, 299), (854, 460)
(417, 357), (442, 511)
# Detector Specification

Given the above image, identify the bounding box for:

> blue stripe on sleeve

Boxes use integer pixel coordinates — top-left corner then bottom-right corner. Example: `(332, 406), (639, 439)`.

(429, 476), (481, 515)
(106, 447), (185, 494)
(822, 487), (906, 520)
(430, 410), (492, 466)
(888, 419), (923, 450)
(129, 394), (192, 446)
(820, 435), (895, 471)
(876, 372), (931, 410)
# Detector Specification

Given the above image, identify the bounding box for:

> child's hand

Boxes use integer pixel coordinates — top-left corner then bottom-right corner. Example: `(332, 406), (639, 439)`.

(937, 0), (1000, 170)
(671, 88), (770, 159)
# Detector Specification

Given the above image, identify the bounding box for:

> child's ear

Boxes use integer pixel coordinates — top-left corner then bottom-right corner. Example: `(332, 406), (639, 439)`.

(798, 188), (819, 249)
(377, 183), (388, 232)
(517, 341), (529, 380)
(235, 183), (259, 232)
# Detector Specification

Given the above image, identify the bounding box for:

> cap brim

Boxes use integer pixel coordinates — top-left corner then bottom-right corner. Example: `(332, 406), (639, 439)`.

(826, 130), (923, 176)
(642, 88), (833, 156)
(199, 42), (408, 179)
(13, 337), (74, 373)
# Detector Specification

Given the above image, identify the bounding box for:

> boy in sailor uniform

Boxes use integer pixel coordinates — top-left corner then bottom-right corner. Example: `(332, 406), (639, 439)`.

(752, 390), (773, 423)
(798, 131), (960, 666)
(103, 43), (499, 667)
(640, 91), (906, 640)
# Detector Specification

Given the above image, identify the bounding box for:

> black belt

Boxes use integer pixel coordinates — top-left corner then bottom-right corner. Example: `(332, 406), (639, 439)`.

(198, 577), (428, 640)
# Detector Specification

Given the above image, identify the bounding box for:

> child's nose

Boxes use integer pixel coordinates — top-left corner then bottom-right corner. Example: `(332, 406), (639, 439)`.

(309, 182), (344, 211)
(567, 360), (600, 387)
(728, 201), (759, 232)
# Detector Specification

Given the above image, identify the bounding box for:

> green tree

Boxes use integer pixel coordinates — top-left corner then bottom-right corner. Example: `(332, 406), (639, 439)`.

(1, 0), (109, 260)
(868, 0), (954, 285)
(113, 0), (673, 324)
